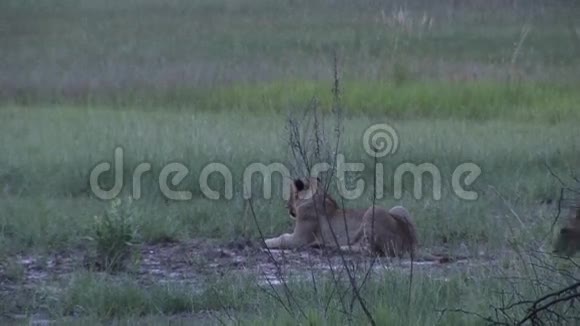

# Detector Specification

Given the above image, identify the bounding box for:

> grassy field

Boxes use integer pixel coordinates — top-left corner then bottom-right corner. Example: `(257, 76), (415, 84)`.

(1, 0), (580, 325)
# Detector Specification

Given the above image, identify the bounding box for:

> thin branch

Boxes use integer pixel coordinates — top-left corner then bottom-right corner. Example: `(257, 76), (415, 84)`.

(247, 198), (307, 320)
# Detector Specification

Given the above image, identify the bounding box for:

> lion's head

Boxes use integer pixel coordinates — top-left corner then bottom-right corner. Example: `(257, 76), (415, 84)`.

(286, 177), (337, 218)
(286, 177), (319, 217)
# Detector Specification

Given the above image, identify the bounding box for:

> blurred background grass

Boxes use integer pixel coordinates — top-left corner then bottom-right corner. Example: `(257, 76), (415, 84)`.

(1, 0), (579, 118)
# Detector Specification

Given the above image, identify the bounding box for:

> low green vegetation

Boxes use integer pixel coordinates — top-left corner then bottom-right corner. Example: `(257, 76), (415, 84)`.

(1, 107), (577, 251)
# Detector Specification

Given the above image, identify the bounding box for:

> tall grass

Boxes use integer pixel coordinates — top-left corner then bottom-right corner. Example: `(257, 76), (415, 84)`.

(44, 80), (573, 122)
(0, 107), (577, 254)
(1, 1), (579, 106)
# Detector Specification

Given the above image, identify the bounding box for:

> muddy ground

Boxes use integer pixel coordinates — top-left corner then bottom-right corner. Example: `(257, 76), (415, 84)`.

(1, 238), (494, 295)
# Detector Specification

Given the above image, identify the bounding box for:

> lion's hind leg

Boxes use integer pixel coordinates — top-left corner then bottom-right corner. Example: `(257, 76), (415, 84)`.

(360, 206), (409, 258)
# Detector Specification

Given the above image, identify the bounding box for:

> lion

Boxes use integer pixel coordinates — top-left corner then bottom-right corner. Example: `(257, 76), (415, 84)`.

(263, 177), (418, 259)
(553, 200), (580, 257)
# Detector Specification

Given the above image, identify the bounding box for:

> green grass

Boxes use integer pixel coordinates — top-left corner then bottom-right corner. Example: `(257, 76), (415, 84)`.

(2, 0), (580, 324)
(4, 258), (577, 325)
(0, 268), (494, 324)
(56, 272), (252, 318)
(0, 271), (257, 322)
(1, 107), (578, 253)
(2, 105), (577, 323)
(68, 80), (576, 122)
(2, 0), (580, 106)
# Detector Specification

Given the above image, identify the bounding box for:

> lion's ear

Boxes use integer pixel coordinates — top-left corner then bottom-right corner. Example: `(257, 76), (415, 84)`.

(293, 179), (305, 192)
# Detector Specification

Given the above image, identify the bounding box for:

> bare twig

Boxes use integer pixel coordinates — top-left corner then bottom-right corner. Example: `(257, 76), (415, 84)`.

(517, 290), (580, 325)
(544, 161), (578, 193)
(437, 308), (509, 325)
(247, 198), (307, 320)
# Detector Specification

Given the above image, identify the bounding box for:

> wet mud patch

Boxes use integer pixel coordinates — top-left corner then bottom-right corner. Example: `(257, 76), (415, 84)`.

(0, 238), (498, 325)
(1, 238), (493, 294)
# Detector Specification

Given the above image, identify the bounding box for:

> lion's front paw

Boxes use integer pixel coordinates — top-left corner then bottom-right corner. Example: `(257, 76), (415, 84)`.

(264, 238), (278, 248)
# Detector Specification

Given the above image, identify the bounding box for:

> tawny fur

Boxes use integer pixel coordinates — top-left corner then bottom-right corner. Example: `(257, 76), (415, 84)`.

(264, 177), (418, 258)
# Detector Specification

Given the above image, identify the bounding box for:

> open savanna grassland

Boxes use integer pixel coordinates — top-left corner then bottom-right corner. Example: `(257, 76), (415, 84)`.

(1, 0), (580, 325)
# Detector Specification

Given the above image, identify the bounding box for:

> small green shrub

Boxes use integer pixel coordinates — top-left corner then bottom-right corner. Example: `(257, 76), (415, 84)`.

(87, 198), (139, 272)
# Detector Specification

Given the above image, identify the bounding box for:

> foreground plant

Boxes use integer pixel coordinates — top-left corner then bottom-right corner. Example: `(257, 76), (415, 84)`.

(86, 197), (138, 272)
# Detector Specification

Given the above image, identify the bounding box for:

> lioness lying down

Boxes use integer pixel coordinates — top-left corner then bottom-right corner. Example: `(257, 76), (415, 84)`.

(264, 177), (418, 258)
